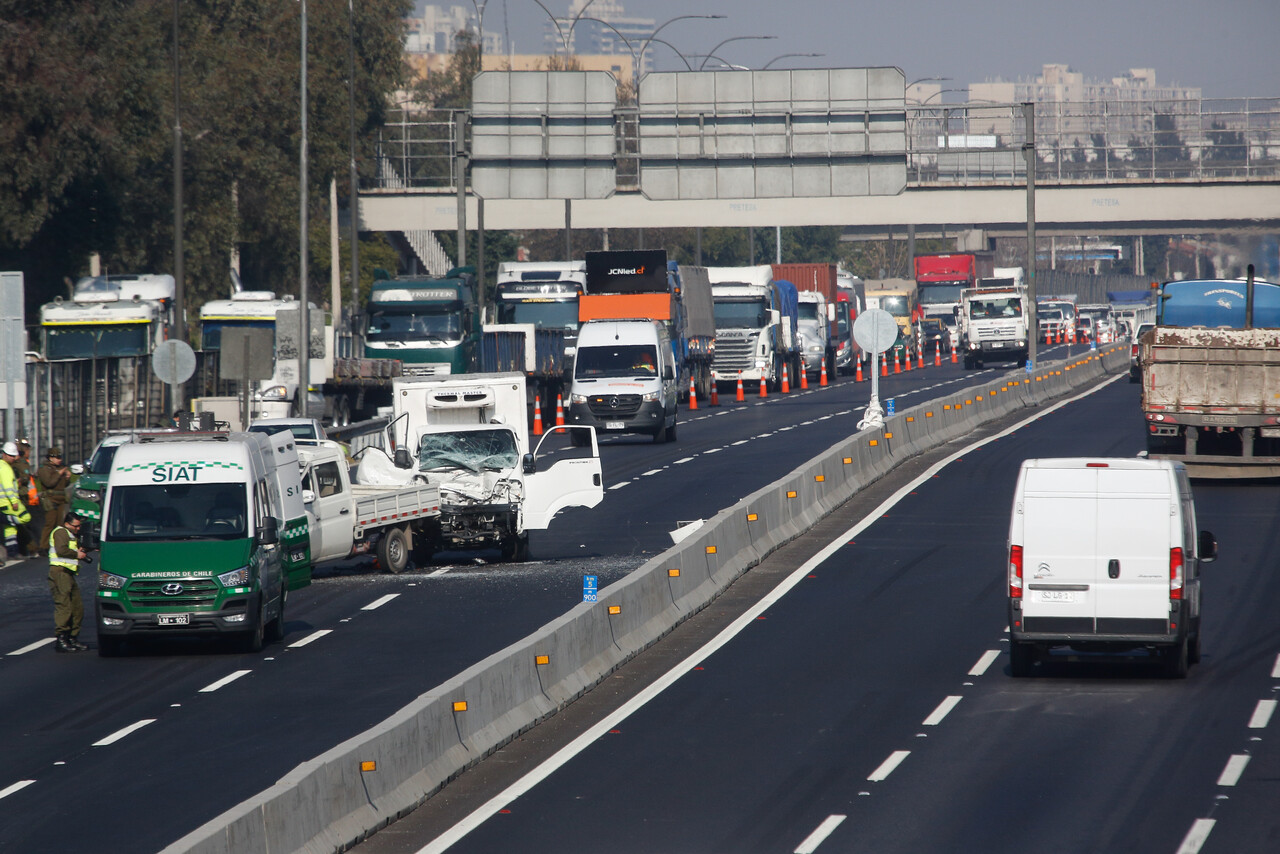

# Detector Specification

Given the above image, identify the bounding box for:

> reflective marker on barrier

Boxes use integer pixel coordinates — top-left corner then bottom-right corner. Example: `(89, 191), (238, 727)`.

(536, 654), (550, 665)
(668, 569), (681, 578)
(843, 457), (853, 464)
(608, 605), (622, 615)
(705, 546), (717, 554)
(453, 701), (468, 712)
(787, 491), (798, 498)
(361, 761), (376, 772)
(747, 513), (758, 521)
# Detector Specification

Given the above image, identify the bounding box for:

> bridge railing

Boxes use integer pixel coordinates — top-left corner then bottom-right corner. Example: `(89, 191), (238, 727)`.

(367, 97), (1280, 193)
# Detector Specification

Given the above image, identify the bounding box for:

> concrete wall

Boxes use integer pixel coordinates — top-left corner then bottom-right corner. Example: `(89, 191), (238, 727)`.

(165, 345), (1129, 854)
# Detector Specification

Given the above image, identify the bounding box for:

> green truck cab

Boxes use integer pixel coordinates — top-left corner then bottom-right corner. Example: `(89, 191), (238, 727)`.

(94, 431), (311, 655)
(364, 267), (481, 375)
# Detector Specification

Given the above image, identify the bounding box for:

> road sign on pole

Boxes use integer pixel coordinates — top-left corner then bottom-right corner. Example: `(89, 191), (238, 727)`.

(853, 308), (898, 430)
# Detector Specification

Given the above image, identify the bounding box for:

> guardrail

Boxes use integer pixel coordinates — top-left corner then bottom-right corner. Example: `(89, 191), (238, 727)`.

(166, 344), (1130, 854)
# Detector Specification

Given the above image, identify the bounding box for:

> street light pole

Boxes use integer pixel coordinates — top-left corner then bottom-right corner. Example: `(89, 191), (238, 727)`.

(635, 14), (724, 76)
(171, 0), (185, 412)
(697, 36), (776, 72)
(347, 0), (359, 351)
(1024, 101), (1037, 369)
(761, 52), (823, 69)
(299, 0), (310, 416)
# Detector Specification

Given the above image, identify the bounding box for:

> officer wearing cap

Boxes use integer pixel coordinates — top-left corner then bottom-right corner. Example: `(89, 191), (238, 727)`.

(0, 441), (33, 566)
(48, 512), (88, 652)
(36, 447), (72, 555)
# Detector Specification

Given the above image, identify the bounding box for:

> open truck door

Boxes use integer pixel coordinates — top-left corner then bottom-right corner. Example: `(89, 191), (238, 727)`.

(523, 425), (604, 529)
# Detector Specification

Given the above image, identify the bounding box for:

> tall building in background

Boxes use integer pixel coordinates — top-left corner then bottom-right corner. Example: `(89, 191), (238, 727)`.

(406, 4), (504, 55)
(544, 0), (656, 76)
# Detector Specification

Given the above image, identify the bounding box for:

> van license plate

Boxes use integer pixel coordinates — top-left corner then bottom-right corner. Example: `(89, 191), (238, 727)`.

(158, 614), (190, 626)
(1037, 591), (1076, 603)
(605, 421), (625, 430)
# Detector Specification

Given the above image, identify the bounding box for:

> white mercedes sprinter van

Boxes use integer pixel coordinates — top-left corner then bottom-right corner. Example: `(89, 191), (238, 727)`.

(568, 319), (679, 442)
(1007, 458), (1216, 678)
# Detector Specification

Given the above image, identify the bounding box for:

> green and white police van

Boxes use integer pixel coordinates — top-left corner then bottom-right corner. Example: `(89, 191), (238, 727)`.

(95, 431), (311, 656)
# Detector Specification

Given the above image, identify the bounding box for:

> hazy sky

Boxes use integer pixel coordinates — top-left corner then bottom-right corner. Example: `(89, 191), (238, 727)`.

(483, 0), (1279, 98)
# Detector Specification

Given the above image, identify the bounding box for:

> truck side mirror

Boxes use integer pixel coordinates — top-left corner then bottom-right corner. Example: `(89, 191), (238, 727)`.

(522, 453), (537, 474)
(394, 448), (413, 469)
(257, 517), (280, 547)
(1198, 530), (1217, 562)
(663, 366), (674, 381)
(827, 304), (836, 321)
(302, 489), (316, 504)
(769, 309), (781, 325)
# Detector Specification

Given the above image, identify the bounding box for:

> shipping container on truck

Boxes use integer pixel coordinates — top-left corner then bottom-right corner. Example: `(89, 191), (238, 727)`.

(913, 252), (995, 321)
(580, 250), (715, 402)
(774, 263), (840, 379)
(1141, 272), (1280, 478)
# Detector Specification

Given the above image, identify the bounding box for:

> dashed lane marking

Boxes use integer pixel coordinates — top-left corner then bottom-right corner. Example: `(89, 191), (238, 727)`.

(1248, 699), (1276, 729)
(922, 696), (962, 726)
(794, 815), (847, 854)
(363, 594), (400, 611)
(288, 630), (332, 649)
(1175, 818), (1216, 854)
(867, 750), (910, 782)
(1217, 754), (1251, 786)
(6, 638), (54, 656)
(93, 719), (156, 747)
(199, 670), (252, 693)
(0, 780), (36, 800)
(969, 650), (1001, 676)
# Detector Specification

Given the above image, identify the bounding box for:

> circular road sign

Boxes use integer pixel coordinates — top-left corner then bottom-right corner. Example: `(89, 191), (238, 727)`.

(853, 308), (899, 353)
(153, 339), (196, 385)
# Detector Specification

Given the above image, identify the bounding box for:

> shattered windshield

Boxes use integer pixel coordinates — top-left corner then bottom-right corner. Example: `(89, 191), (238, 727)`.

(417, 429), (519, 473)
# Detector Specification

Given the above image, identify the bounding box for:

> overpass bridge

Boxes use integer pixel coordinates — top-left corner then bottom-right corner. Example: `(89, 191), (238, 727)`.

(358, 97), (1280, 252)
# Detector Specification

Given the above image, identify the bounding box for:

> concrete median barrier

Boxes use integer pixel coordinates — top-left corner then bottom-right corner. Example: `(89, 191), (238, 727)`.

(165, 348), (1129, 854)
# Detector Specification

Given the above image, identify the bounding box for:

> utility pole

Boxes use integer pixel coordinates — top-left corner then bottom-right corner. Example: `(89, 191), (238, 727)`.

(1023, 101), (1037, 369)
(298, 0), (310, 415)
(171, 0), (185, 411)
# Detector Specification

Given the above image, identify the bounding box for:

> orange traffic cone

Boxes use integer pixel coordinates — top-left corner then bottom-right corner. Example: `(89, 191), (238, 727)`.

(819, 356), (828, 386)
(934, 344), (941, 367)
(781, 361), (791, 394)
(918, 349), (925, 370)
(759, 372), (768, 398)
(555, 394), (565, 426)
(856, 357), (864, 383)
(1057, 328), (1063, 344)
(736, 372), (745, 402)
(894, 349), (901, 374)
(1045, 328), (1052, 346)
(533, 395), (544, 435)
(688, 377), (698, 410)
(710, 379), (719, 406)
(800, 363), (809, 390)
(951, 344), (958, 364)
(905, 348), (913, 371)
(880, 355), (888, 377)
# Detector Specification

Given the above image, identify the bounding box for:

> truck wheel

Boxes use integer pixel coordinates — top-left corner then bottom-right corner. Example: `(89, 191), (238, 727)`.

(653, 422), (668, 443)
(377, 527), (410, 574)
(1009, 641), (1035, 677)
(97, 636), (126, 658)
(501, 533), (530, 562)
(666, 415), (677, 441)
(1163, 636), (1189, 679)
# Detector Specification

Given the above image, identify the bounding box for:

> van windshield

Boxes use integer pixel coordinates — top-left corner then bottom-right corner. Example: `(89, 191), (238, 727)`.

(105, 483), (248, 541)
(575, 345), (660, 379)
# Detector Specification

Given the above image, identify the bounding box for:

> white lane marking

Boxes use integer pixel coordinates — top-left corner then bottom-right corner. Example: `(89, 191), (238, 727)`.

(1217, 754), (1251, 786)
(969, 650), (1001, 676)
(93, 719), (156, 747)
(867, 750), (911, 782)
(731, 440), (749, 446)
(1176, 818), (1216, 854)
(608, 482), (631, 490)
(413, 371), (1127, 853)
(288, 629), (332, 649)
(1248, 699), (1277, 729)
(673, 457), (696, 465)
(7, 638), (55, 656)
(922, 696), (962, 727)
(778, 426), (795, 432)
(641, 469), (664, 477)
(363, 594), (400, 611)
(198, 670), (252, 693)
(0, 780), (36, 800)
(704, 448), (723, 454)
(1271, 652), (1280, 679)
(794, 815), (847, 853)
(428, 569), (450, 577)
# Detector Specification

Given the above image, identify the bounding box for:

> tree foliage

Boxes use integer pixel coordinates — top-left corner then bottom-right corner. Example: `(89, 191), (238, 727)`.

(0, 0), (411, 326)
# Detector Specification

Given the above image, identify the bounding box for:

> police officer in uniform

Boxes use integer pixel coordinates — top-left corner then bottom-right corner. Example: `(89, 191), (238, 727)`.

(36, 447), (72, 555)
(0, 441), (33, 566)
(49, 512), (88, 652)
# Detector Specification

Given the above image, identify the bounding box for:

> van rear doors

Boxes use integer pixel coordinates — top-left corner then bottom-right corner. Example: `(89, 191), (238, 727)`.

(1016, 462), (1177, 639)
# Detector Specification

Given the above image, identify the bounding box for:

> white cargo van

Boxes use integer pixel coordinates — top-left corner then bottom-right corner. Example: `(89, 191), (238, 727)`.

(1007, 458), (1217, 678)
(568, 319), (679, 442)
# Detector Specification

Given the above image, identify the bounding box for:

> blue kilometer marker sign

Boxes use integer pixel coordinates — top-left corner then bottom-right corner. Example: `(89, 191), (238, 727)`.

(583, 575), (598, 603)
(887, 398), (895, 415)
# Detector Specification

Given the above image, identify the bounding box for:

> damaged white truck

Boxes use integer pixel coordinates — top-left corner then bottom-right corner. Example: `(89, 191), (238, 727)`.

(358, 372), (603, 561)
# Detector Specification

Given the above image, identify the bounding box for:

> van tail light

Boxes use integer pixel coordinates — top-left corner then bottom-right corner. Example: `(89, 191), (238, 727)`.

(1009, 545), (1024, 598)
(1169, 547), (1184, 600)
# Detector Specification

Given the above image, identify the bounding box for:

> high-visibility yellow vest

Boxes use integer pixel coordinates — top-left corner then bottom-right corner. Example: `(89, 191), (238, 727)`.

(49, 526), (79, 572)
